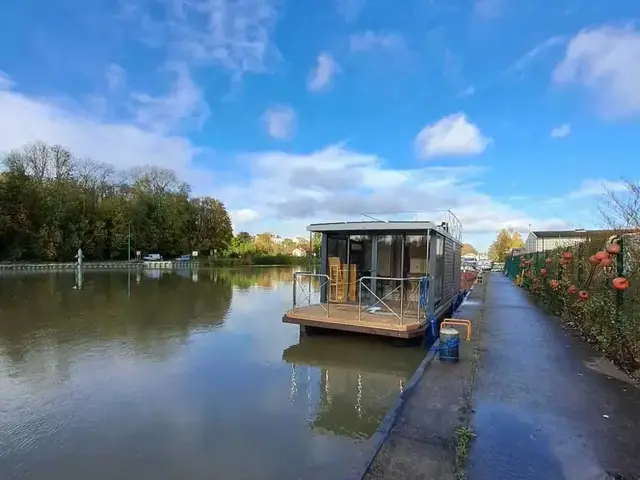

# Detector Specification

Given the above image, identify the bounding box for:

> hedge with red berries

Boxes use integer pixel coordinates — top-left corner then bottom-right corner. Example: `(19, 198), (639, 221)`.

(506, 234), (639, 378)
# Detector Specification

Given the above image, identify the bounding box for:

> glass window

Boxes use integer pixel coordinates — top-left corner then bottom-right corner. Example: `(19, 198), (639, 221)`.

(327, 234), (347, 264)
(376, 235), (403, 278)
(376, 235), (403, 300)
(404, 235), (428, 277)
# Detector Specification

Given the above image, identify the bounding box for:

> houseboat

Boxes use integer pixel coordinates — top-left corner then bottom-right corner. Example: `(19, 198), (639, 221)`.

(283, 214), (463, 338)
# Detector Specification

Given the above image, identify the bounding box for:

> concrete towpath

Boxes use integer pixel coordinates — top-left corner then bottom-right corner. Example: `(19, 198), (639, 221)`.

(468, 273), (640, 480)
(360, 278), (486, 480)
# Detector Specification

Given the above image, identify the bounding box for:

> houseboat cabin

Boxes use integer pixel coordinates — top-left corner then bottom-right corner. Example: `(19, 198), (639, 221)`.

(283, 220), (463, 338)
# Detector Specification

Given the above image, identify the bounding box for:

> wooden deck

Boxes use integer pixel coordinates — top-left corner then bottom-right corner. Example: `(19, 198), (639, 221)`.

(283, 303), (427, 338)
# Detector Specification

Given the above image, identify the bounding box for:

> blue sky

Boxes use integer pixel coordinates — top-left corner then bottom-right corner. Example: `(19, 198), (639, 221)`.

(1, 0), (639, 250)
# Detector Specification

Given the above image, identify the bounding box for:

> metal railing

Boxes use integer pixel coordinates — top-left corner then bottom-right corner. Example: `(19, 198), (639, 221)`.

(292, 272), (332, 317)
(358, 275), (429, 325)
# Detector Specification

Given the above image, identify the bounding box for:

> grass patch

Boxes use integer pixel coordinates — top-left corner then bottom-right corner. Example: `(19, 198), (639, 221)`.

(454, 426), (477, 480)
(453, 281), (487, 480)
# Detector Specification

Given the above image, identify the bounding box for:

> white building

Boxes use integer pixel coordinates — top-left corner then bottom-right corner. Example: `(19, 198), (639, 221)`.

(524, 229), (619, 253)
(291, 247), (306, 257)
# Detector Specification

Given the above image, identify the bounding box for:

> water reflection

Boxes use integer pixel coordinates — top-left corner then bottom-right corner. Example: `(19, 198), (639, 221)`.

(283, 334), (423, 440)
(0, 270), (233, 369)
(0, 267), (424, 480)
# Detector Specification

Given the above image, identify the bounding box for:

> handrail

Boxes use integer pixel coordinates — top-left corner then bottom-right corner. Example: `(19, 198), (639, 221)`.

(292, 272), (332, 317)
(357, 275), (429, 325)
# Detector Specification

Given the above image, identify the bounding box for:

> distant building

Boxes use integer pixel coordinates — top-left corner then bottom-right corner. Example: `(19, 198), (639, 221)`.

(291, 247), (306, 257)
(524, 229), (637, 253)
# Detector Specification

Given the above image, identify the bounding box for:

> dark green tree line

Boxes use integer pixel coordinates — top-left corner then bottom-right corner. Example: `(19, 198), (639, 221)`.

(0, 142), (232, 261)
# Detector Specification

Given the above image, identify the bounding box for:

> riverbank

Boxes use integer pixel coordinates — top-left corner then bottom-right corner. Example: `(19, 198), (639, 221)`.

(0, 261), (199, 270)
(0, 256), (318, 270)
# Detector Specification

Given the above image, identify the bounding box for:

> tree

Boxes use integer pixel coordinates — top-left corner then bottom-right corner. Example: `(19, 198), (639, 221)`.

(0, 141), (234, 262)
(254, 233), (274, 254)
(236, 231), (253, 244)
(488, 228), (524, 262)
(191, 197), (233, 255)
(601, 180), (640, 229)
(281, 238), (296, 254)
(511, 232), (524, 249)
(461, 243), (477, 256)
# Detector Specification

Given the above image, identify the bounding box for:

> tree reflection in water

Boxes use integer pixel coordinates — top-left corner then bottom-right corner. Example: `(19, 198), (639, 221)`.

(282, 332), (424, 440)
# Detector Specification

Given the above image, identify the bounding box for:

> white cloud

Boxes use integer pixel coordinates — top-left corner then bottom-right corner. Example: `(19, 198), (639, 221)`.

(0, 73), (197, 173)
(212, 144), (568, 250)
(414, 113), (491, 159)
(231, 208), (260, 226)
(336, 0), (366, 22)
(261, 105), (296, 141)
(122, 0), (281, 80)
(349, 31), (405, 53)
(554, 25), (640, 118)
(569, 179), (628, 199)
(473, 0), (505, 20)
(106, 64), (126, 90)
(0, 71), (16, 90)
(130, 62), (210, 132)
(307, 53), (339, 92)
(458, 85), (475, 97)
(550, 123), (571, 138)
(509, 35), (567, 72)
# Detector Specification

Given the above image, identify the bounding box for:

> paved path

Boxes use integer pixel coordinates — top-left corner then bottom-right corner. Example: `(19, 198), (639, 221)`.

(468, 274), (640, 480)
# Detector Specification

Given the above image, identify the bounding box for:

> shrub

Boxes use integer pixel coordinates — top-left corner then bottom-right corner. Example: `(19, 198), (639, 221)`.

(509, 234), (639, 378)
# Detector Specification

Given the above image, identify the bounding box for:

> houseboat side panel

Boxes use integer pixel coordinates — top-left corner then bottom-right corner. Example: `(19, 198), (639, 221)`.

(444, 237), (455, 302)
(453, 243), (462, 292)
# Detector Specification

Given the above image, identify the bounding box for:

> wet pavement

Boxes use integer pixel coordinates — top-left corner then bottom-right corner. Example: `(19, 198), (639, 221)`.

(468, 274), (640, 480)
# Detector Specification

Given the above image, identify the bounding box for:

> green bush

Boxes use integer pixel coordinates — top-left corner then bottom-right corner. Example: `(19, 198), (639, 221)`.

(506, 236), (639, 378)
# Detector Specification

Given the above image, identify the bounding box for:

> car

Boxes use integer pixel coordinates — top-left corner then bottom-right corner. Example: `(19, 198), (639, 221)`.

(175, 255), (191, 262)
(142, 253), (163, 261)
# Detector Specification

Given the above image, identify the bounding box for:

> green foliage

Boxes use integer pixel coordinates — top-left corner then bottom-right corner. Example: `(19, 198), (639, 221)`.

(0, 142), (232, 261)
(505, 238), (640, 378)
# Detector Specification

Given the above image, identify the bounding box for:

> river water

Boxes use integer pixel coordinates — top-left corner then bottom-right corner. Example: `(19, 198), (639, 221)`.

(0, 267), (425, 480)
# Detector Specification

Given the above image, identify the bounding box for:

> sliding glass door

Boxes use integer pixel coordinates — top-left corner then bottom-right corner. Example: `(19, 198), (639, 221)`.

(349, 235), (373, 303)
(375, 235), (403, 300)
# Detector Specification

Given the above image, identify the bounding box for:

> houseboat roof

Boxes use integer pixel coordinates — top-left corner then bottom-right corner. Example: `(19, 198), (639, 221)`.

(307, 221), (462, 243)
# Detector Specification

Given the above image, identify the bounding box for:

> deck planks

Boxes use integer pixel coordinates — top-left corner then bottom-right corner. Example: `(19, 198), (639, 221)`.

(283, 303), (427, 338)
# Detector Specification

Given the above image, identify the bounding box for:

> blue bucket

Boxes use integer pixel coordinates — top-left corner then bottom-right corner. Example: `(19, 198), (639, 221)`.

(439, 327), (460, 364)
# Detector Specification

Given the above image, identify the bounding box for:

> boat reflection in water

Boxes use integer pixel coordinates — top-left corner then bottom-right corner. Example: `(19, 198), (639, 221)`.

(282, 332), (424, 440)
